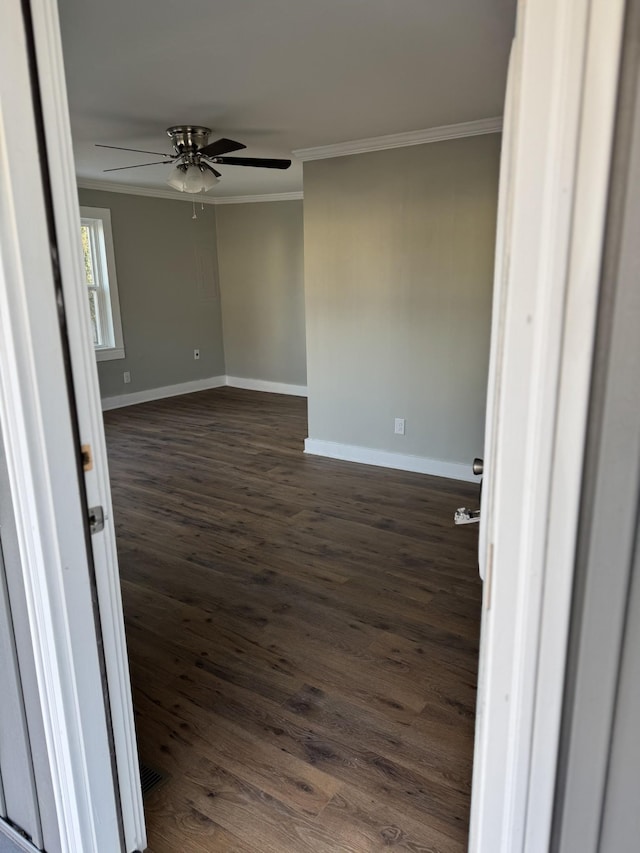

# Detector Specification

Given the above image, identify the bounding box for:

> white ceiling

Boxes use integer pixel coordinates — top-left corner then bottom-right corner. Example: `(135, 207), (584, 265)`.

(58, 0), (516, 198)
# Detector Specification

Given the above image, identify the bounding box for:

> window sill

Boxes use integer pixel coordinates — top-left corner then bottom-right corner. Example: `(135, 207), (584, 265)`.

(95, 347), (125, 362)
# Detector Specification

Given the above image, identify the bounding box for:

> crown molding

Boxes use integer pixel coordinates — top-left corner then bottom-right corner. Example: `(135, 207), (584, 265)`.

(77, 179), (218, 204)
(213, 191), (303, 204)
(77, 179), (303, 205)
(292, 116), (503, 162)
(77, 118), (503, 199)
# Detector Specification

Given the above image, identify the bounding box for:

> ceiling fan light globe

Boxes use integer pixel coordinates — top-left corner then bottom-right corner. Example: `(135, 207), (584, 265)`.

(166, 165), (186, 191)
(183, 165), (206, 193)
(200, 169), (219, 192)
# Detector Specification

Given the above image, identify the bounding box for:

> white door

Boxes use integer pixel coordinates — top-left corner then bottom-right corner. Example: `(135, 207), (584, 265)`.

(0, 0), (145, 851)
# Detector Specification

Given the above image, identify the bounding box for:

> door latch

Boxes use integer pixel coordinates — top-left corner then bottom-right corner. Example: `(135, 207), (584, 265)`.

(454, 457), (483, 524)
(88, 505), (104, 534)
(454, 507), (481, 525)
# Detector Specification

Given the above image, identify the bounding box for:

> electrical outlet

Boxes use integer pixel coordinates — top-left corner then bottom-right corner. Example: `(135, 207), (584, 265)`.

(394, 417), (405, 435)
(193, 348), (200, 360)
(123, 371), (131, 384)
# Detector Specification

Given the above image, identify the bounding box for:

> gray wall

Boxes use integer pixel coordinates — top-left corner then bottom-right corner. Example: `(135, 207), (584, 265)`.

(78, 189), (225, 399)
(303, 134), (500, 464)
(216, 200), (306, 386)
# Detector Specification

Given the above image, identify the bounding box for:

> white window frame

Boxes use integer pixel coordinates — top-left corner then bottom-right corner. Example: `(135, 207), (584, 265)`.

(79, 206), (124, 361)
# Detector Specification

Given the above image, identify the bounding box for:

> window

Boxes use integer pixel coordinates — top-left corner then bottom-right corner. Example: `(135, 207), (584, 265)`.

(79, 206), (124, 361)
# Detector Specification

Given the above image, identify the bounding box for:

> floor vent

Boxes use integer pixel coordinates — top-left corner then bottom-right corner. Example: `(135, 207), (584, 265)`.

(139, 762), (166, 797)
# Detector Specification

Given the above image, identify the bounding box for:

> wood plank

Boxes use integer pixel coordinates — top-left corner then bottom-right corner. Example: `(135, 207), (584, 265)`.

(144, 782), (251, 853)
(320, 782), (467, 853)
(133, 680), (341, 818)
(104, 387), (481, 851)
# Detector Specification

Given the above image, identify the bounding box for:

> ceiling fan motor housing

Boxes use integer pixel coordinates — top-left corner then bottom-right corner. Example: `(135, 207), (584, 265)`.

(166, 125), (211, 159)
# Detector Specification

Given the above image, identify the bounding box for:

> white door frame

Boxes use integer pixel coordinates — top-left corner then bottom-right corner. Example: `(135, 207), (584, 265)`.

(28, 0), (146, 848)
(470, 0), (626, 851)
(0, 0), (627, 850)
(0, 0), (145, 850)
(0, 1), (123, 851)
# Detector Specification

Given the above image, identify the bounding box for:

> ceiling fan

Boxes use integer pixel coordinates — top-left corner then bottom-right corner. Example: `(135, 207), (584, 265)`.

(96, 125), (291, 193)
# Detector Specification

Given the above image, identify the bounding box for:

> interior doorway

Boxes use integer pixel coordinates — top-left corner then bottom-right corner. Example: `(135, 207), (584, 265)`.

(1, 0), (627, 850)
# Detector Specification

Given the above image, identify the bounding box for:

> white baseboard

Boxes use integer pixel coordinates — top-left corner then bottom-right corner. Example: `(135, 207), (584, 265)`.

(101, 375), (226, 410)
(225, 376), (307, 397)
(101, 385), (475, 482)
(304, 438), (479, 483)
(101, 374), (307, 410)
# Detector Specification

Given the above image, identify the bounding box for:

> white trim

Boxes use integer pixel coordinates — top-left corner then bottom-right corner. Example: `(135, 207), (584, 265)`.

(225, 376), (307, 396)
(101, 375), (226, 410)
(0, 820), (42, 853)
(304, 438), (479, 483)
(77, 179), (303, 205)
(525, 0), (626, 846)
(79, 206), (125, 361)
(0, 1), (124, 849)
(95, 346), (125, 362)
(77, 179), (218, 204)
(29, 0), (148, 848)
(469, 0), (625, 851)
(292, 116), (503, 161)
(212, 192), (303, 204)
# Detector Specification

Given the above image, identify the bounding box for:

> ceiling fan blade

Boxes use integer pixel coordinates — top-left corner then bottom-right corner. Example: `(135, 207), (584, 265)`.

(103, 161), (175, 172)
(210, 156), (292, 170)
(198, 137), (247, 158)
(96, 143), (173, 157)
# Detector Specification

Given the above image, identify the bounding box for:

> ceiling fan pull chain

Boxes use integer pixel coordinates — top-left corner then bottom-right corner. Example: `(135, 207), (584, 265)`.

(192, 200), (197, 220)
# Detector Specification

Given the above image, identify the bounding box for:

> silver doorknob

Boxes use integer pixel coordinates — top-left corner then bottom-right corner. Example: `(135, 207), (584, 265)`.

(473, 457), (484, 476)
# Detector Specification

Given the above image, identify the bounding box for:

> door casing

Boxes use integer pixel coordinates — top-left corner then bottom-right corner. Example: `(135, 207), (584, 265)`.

(470, 0), (626, 850)
(0, 0), (138, 850)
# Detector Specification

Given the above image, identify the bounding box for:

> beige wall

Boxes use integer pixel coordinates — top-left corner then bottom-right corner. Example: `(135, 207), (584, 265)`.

(216, 200), (306, 387)
(303, 134), (500, 465)
(78, 189), (225, 399)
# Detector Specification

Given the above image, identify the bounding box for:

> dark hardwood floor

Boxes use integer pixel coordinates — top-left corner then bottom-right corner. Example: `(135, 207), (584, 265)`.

(104, 387), (482, 853)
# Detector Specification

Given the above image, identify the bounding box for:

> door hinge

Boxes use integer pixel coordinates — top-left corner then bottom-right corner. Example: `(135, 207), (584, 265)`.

(81, 443), (93, 472)
(88, 505), (104, 534)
